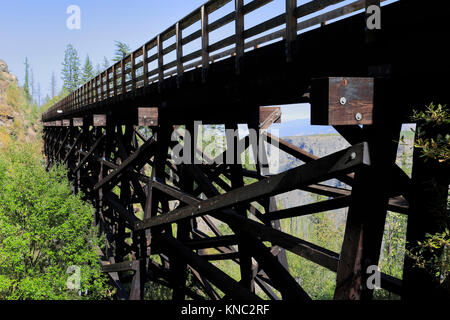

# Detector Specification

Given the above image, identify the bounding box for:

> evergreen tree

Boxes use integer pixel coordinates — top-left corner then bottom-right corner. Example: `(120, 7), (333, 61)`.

(81, 55), (94, 83)
(30, 69), (35, 104)
(23, 58), (31, 102)
(95, 63), (102, 76)
(113, 41), (131, 62)
(103, 56), (110, 69)
(61, 44), (81, 92)
(50, 71), (57, 99)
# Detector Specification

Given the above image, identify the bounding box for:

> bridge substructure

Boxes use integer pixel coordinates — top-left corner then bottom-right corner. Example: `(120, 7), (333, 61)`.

(42, 0), (449, 300)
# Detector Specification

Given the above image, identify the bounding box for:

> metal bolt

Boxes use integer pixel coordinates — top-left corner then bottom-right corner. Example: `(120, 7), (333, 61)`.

(350, 152), (357, 160)
(355, 113), (363, 121)
(340, 97), (347, 105)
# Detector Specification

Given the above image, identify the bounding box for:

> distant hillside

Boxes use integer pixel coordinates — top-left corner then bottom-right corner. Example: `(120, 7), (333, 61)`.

(0, 58), (39, 148)
(270, 118), (337, 137)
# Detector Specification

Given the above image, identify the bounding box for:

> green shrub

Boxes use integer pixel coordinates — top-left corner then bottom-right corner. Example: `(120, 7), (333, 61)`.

(0, 143), (112, 300)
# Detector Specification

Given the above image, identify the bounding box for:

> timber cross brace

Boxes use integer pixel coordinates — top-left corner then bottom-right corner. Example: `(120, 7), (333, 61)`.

(42, 0), (449, 301)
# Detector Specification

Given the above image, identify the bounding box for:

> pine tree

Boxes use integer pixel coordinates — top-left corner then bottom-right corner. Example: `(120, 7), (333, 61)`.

(23, 58), (31, 102)
(81, 55), (94, 83)
(103, 56), (110, 69)
(61, 44), (81, 92)
(37, 82), (41, 107)
(113, 41), (131, 62)
(95, 63), (101, 76)
(30, 68), (35, 104)
(50, 71), (57, 99)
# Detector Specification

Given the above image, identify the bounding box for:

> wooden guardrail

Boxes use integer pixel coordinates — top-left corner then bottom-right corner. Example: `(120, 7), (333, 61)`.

(42, 0), (385, 122)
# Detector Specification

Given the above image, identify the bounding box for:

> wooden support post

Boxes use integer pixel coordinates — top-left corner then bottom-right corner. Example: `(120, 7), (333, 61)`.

(176, 22), (183, 86)
(131, 52), (136, 91)
(157, 35), (164, 87)
(365, 0), (381, 43)
(201, 5), (209, 82)
(121, 60), (126, 95)
(143, 45), (149, 87)
(286, 0), (297, 62)
(334, 116), (402, 299)
(113, 64), (117, 97)
(100, 71), (105, 101)
(235, 0), (244, 74)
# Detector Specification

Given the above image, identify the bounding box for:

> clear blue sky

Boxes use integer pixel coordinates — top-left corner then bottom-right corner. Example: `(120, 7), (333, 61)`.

(0, 0), (396, 118)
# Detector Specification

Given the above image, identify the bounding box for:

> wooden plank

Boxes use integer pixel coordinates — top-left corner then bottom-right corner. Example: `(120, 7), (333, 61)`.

(62, 119), (71, 127)
(73, 118), (83, 127)
(260, 106), (281, 130)
(185, 235), (238, 250)
(102, 260), (139, 273)
(135, 143), (370, 231)
(311, 77), (374, 125)
(265, 196), (351, 221)
(138, 108), (159, 126)
(93, 114), (107, 127)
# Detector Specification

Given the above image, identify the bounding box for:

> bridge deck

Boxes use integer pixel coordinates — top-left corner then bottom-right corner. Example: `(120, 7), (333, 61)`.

(42, 0), (449, 124)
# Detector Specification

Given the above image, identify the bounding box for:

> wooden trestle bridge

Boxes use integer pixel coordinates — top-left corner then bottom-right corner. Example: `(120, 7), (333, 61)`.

(42, 0), (449, 300)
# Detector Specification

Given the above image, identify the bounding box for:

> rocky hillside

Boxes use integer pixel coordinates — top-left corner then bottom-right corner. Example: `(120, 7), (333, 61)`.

(0, 58), (39, 148)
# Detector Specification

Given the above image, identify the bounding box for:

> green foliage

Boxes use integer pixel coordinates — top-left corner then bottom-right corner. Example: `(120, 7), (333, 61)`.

(23, 57), (31, 103)
(81, 55), (95, 83)
(62, 44), (81, 92)
(411, 103), (450, 163)
(113, 41), (131, 62)
(281, 208), (345, 300)
(40, 87), (69, 113)
(0, 144), (111, 300)
(406, 102), (450, 289)
(406, 229), (449, 284)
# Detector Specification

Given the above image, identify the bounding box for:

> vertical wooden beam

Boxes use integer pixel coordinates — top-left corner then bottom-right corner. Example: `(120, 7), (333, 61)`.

(402, 123), (449, 300)
(365, 0), (381, 43)
(157, 35), (164, 84)
(176, 22), (184, 86)
(131, 52), (136, 91)
(121, 60), (126, 95)
(106, 68), (111, 98)
(201, 5), (209, 82)
(286, 0), (297, 62)
(143, 45), (149, 87)
(235, 0), (244, 74)
(334, 122), (402, 300)
(226, 122), (255, 293)
(100, 72), (105, 101)
(113, 64), (117, 97)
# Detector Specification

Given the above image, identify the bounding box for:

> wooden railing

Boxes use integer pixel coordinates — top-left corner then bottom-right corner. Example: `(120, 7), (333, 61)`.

(42, 0), (385, 121)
